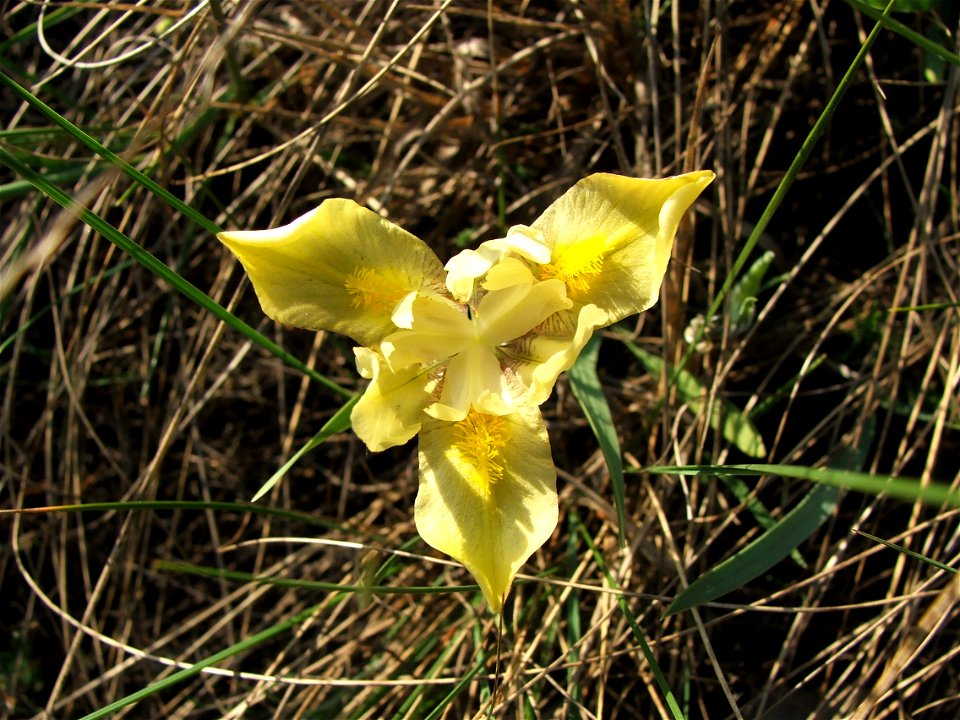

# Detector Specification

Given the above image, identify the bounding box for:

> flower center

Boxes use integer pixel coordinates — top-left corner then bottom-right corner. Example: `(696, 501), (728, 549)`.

(538, 237), (606, 298)
(452, 410), (508, 496)
(345, 267), (414, 313)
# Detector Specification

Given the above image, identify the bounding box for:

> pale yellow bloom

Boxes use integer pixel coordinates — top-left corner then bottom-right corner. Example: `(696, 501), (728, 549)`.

(218, 171), (714, 611)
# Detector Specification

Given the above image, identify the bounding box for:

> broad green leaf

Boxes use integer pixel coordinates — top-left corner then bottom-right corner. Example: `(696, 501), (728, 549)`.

(569, 334), (626, 546)
(626, 343), (767, 458)
(667, 418), (875, 613)
(666, 482), (839, 615)
(718, 474), (808, 568)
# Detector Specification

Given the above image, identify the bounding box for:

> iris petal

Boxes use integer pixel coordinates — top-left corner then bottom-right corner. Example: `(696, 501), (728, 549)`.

(218, 199), (445, 346)
(416, 406), (558, 611)
(351, 348), (435, 452)
(532, 171), (714, 326)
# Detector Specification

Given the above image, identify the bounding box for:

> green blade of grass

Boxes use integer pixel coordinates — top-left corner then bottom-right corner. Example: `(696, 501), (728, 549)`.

(666, 482), (839, 616)
(77, 600), (326, 720)
(641, 463), (959, 508)
(0, 68), (221, 236)
(421, 658), (486, 720)
(843, 0), (960, 69)
(154, 560), (477, 596)
(677, 0), (899, 381)
(568, 334), (626, 547)
(855, 530), (959, 575)
(1, 500), (346, 531)
(251, 394), (359, 501)
(0, 145), (349, 397)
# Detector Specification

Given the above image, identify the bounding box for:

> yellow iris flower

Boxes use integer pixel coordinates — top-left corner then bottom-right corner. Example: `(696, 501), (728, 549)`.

(218, 171), (714, 611)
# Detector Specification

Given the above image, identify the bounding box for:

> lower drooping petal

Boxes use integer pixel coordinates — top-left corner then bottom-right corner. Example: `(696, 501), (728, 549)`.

(415, 406), (558, 612)
(351, 348), (435, 452)
(218, 199), (446, 347)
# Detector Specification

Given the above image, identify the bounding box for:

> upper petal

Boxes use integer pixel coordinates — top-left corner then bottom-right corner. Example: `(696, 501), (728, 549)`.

(415, 406), (558, 611)
(531, 171), (715, 326)
(381, 293), (473, 369)
(475, 278), (571, 347)
(218, 199), (446, 346)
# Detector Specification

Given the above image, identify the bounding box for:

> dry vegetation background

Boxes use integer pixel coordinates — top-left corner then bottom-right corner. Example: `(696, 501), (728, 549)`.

(2, 0), (959, 718)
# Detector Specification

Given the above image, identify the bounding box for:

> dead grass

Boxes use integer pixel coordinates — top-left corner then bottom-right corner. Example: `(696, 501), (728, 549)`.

(2, 1), (959, 718)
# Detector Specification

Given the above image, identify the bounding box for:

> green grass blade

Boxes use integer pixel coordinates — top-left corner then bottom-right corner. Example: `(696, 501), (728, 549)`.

(666, 482), (839, 616)
(78, 601), (326, 720)
(2, 500), (346, 531)
(568, 334), (626, 546)
(843, 0), (960, 68)
(571, 509), (684, 720)
(625, 342), (767, 458)
(421, 658), (485, 720)
(0, 145), (349, 396)
(251, 395), (359, 501)
(855, 530), (959, 575)
(154, 560), (476, 596)
(677, 0), (898, 378)
(642, 463), (959, 508)
(0, 68), (221, 236)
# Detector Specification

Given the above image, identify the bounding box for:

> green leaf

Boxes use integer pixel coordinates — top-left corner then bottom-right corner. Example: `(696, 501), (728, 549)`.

(666, 482), (839, 615)
(717, 474), (808, 568)
(729, 250), (775, 333)
(78, 601), (326, 720)
(857, 0), (935, 11)
(569, 334), (626, 546)
(625, 343), (767, 458)
(843, 1), (960, 70)
(674, 0), (906, 389)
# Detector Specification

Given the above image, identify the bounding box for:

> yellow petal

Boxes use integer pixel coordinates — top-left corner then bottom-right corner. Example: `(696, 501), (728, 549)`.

(475, 279), (571, 346)
(444, 226), (552, 302)
(381, 293), (473, 369)
(481, 257), (536, 291)
(444, 249), (495, 302)
(416, 407), (558, 611)
(426, 344), (512, 421)
(532, 171), (714, 325)
(351, 347), (435, 452)
(509, 303), (608, 406)
(218, 199), (445, 346)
